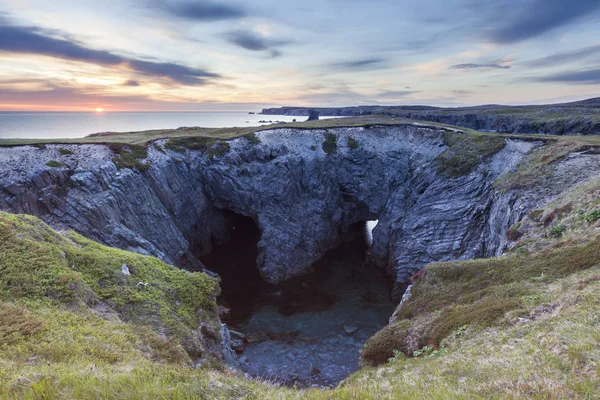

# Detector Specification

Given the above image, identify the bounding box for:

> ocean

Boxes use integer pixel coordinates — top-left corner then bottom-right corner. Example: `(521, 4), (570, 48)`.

(0, 111), (307, 139)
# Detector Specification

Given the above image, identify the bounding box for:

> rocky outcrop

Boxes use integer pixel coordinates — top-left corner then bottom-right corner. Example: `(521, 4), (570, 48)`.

(2, 125), (600, 302)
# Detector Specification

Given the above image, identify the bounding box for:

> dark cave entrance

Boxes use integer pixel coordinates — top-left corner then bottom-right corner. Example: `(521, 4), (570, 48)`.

(196, 215), (395, 388)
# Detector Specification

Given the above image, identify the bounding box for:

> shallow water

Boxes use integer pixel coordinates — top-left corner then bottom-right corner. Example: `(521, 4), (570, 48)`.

(199, 216), (395, 388)
(238, 247), (395, 388)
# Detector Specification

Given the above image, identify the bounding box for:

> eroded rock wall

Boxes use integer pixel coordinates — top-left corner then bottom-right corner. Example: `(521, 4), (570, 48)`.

(3, 125), (593, 301)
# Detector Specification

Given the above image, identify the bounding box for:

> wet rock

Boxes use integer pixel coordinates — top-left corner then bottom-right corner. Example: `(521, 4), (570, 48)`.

(343, 325), (359, 335)
(229, 330), (246, 353)
(245, 331), (268, 344)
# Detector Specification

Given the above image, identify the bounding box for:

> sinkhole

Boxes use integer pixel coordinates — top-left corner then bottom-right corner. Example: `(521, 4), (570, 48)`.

(197, 212), (394, 388)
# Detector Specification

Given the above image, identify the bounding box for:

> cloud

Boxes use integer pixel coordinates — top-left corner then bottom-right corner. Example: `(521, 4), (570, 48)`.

(124, 80), (141, 87)
(0, 22), (219, 85)
(523, 45), (600, 68)
(329, 58), (388, 71)
(152, 0), (247, 21)
(449, 63), (510, 70)
(487, 0), (600, 44)
(224, 30), (290, 52)
(376, 90), (418, 99)
(531, 69), (600, 84)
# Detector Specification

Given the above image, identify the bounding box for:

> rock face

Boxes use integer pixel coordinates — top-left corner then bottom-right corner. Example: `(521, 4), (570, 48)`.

(306, 110), (320, 121)
(2, 125), (599, 302)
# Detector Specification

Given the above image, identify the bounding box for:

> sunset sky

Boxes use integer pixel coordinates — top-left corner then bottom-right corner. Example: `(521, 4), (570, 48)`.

(1, 0), (600, 111)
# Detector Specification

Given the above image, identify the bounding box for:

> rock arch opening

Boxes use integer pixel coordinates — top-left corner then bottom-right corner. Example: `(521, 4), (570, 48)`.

(197, 215), (395, 388)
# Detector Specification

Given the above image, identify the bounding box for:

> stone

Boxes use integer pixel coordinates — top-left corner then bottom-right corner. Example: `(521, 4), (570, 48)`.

(1, 127), (598, 306)
(306, 110), (319, 121)
(121, 264), (131, 276)
(228, 330), (246, 353)
(239, 356), (247, 363)
(343, 325), (359, 335)
(245, 331), (268, 344)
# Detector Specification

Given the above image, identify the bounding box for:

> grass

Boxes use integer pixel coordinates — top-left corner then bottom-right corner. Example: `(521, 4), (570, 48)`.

(361, 235), (600, 366)
(58, 148), (74, 156)
(347, 137), (359, 150)
(437, 132), (506, 177)
(108, 143), (151, 171)
(0, 212), (220, 357)
(1, 210), (600, 398)
(322, 132), (337, 154)
(45, 160), (64, 168)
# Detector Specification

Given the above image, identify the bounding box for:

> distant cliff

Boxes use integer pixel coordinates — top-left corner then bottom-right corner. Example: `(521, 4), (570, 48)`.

(262, 97), (600, 135)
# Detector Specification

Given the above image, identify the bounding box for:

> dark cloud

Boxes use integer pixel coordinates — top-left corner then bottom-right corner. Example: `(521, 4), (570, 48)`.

(329, 58), (388, 71)
(224, 30), (290, 52)
(376, 90), (418, 99)
(0, 22), (219, 85)
(124, 80), (141, 87)
(523, 45), (600, 68)
(153, 0), (247, 21)
(450, 63), (510, 70)
(532, 69), (600, 84)
(487, 0), (600, 44)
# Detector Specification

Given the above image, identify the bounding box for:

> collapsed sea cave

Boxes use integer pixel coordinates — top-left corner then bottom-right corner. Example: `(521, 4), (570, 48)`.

(196, 211), (395, 388)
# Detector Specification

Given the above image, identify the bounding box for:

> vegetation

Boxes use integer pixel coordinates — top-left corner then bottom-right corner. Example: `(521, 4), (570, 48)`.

(322, 133), (337, 154)
(1, 210), (600, 398)
(0, 212), (220, 357)
(347, 137), (359, 150)
(108, 143), (151, 171)
(437, 132), (506, 177)
(58, 148), (74, 156)
(45, 160), (64, 168)
(362, 234), (600, 369)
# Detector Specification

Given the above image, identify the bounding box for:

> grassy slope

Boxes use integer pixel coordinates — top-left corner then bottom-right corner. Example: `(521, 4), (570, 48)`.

(1, 215), (600, 398)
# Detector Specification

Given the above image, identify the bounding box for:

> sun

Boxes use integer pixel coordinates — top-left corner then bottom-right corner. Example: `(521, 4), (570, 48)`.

(95, 107), (104, 113)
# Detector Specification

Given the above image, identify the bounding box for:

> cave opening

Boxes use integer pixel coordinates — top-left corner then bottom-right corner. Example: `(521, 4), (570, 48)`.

(196, 213), (395, 388)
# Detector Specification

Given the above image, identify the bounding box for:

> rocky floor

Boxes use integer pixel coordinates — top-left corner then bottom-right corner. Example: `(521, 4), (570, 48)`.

(219, 237), (394, 388)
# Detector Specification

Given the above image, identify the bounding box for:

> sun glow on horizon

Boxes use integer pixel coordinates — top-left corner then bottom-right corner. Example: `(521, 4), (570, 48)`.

(95, 107), (104, 113)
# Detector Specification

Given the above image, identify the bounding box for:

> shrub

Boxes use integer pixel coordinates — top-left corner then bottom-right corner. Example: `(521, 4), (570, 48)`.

(109, 143), (150, 171)
(206, 142), (230, 159)
(506, 224), (524, 241)
(322, 133), (337, 154)
(584, 210), (600, 223)
(347, 137), (359, 150)
(58, 148), (74, 155)
(45, 160), (64, 168)
(549, 225), (565, 238)
(243, 132), (260, 145)
(0, 303), (45, 345)
(541, 211), (556, 227)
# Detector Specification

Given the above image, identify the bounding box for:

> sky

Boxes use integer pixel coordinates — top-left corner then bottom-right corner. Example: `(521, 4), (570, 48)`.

(1, 0), (600, 111)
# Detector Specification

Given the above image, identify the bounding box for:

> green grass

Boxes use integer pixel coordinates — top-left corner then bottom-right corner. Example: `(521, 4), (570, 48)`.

(437, 132), (506, 177)
(362, 235), (600, 366)
(0, 212), (220, 356)
(347, 137), (359, 150)
(108, 143), (151, 171)
(58, 148), (74, 156)
(45, 160), (64, 168)
(2, 210), (600, 398)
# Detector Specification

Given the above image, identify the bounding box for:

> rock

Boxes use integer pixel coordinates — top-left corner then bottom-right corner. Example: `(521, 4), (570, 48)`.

(2, 127), (599, 305)
(121, 264), (131, 276)
(306, 110), (319, 121)
(239, 356), (247, 363)
(286, 353), (296, 361)
(229, 330), (246, 353)
(343, 325), (359, 335)
(245, 331), (268, 344)
(309, 365), (321, 376)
